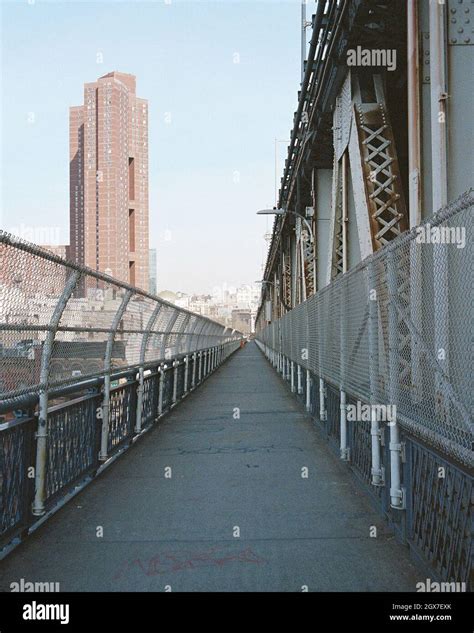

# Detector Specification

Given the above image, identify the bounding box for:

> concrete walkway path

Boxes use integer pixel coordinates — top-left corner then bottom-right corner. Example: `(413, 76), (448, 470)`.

(0, 342), (421, 591)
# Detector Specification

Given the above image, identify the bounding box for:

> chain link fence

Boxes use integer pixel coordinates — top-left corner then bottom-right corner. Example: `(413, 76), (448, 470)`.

(0, 232), (241, 408)
(257, 190), (473, 468)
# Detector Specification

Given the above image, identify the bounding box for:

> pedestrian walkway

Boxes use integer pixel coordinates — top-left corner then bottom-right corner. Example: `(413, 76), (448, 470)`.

(0, 342), (421, 591)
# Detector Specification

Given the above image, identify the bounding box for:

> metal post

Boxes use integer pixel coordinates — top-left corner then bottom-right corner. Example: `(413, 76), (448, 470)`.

(198, 351), (203, 382)
(340, 390), (348, 461)
(339, 151), (349, 461)
(191, 320), (208, 356)
(429, 0), (448, 209)
(319, 379), (326, 420)
(318, 292), (327, 421)
(99, 289), (133, 462)
(161, 309), (180, 362)
(290, 361), (295, 392)
(175, 313), (191, 358)
(300, 0), (306, 85)
(172, 360), (178, 404)
(136, 303), (162, 433)
(306, 369), (311, 411)
(32, 270), (81, 516)
(387, 249), (404, 509)
(297, 364), (303, 394)
(408, 0), (422, 228)
(200, 322), (211, 352)
(184, 355), (189, 394)
(192, 351), (197, 387)
(158, 364), (165, 415)
(429, 0), (449, 416)
(368, 260), (383, 486)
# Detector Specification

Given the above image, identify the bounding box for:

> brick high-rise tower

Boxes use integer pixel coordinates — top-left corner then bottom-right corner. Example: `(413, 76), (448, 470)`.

(69, 71), (149, 290)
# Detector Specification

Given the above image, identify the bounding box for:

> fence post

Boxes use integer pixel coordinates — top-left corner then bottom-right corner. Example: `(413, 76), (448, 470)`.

(319, 379), (327, 421)
(290, 361), (295, 392)
(368, 260), (384, 486)
(32, 270), (81, 516)
(387, 248), (405, 509)
(136, 303), (162, 433)
(192, 351), (197, 387)
(184, 355), (189, 394)
(317, 296), (327, 421)
(172, 360), (178, 404)
(161, 309), (179, 362)
(190, 320), (208, 358)
(306, 370), (311, 411)
(158, 364), (165, 415)
(99, 289), (133, 462)
(339, 152), (350, 461)
(297, 364), (303, 394)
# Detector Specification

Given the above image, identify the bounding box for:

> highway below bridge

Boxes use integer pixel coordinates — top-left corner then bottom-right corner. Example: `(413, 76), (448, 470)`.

(0, 343), (421, 592)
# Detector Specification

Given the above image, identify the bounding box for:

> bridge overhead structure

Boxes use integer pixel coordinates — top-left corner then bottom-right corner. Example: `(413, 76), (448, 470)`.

(256, 0), (473, 586)
(0, 233), (241, 553)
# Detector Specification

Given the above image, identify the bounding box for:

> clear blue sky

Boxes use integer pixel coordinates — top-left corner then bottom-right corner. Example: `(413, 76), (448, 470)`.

(1, 0), (302, 294)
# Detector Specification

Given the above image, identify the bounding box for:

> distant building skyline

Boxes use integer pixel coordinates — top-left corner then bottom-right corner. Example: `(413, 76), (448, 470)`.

(69, 71), (150, 290)
(157, 283), (260, 333)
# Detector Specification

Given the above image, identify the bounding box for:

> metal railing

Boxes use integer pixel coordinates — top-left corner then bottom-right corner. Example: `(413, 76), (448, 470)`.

(256, 190), (473, 584)
(0, 233), (241, 553)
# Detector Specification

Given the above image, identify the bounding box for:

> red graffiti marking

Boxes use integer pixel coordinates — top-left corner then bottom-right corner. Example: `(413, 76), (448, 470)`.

(114, 546), (266, 580)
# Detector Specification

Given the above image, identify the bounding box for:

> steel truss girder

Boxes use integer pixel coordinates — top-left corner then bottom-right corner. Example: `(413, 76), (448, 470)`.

(328, 154), (345, 281)
(351, 76), (408, 252)
(282, 236), (292, 309)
